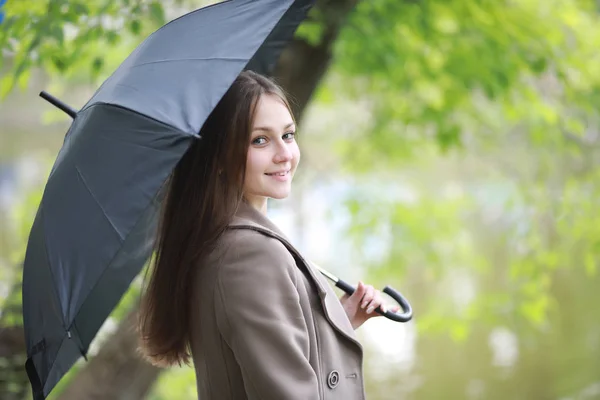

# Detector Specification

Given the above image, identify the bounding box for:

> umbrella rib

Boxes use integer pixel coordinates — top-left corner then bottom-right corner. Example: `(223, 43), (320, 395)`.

(75, 166), (125, 242)
(40, 206), (73, 329)
(79, 102), (191, 136)
(66, 175), (165, 346)
(40, 330), (71, 396)
(94, 131), (187, 154)
(131, 57), (247, 68)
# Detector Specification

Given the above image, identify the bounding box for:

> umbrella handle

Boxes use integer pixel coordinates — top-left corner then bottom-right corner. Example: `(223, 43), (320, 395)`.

(335, 279), (413, 323)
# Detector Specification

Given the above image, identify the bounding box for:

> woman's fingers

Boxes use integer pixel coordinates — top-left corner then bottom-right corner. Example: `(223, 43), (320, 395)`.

(360, 285), (375, 309)
(360, 285), (374, 310)
(365, 289), (383, 314)
(352, 281), (367, 301)
(343, 282), (402, 317)
(342, 281), (366, 308)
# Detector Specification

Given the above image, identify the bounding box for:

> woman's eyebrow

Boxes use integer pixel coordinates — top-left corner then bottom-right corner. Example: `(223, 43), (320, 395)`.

(252, 122), (295, 132)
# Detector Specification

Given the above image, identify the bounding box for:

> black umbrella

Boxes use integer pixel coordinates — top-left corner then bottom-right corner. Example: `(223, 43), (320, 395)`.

(22, 1), (316, 398)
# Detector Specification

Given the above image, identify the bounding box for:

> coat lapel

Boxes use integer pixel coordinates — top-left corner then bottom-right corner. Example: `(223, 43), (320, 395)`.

(229, 202), (362, 349)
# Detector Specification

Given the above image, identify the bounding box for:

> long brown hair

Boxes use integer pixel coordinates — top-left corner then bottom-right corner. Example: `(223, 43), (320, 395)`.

(138, 70), (294, 366)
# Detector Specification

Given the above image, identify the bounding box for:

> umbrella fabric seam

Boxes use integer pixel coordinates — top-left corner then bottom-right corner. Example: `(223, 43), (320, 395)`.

(24, 209), (65, 396)
(74, 165), (126, 242)
(94, 130), (184, 155)
(79, 103), (196, 137)
(40, 206), (72, 330)
(40, 327), (72, 396)
(70, 320), (89, 360)
(130, 57), (248, 69)
(66, 174), (171, 329)
(47, 189), (165, 392)
(62, 105), (191, 353)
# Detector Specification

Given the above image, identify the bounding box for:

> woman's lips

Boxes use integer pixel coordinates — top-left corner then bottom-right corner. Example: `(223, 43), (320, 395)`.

(265, 170), (290, 181)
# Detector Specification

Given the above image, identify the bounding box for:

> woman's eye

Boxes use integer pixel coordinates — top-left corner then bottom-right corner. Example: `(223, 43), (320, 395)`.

(252, 137), (267, 145)
(283, 131), (296, 140)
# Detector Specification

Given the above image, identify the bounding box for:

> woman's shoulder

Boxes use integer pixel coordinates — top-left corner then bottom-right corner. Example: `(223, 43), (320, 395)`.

(217, 227), (294, 265)
(206, 228), (302, 306)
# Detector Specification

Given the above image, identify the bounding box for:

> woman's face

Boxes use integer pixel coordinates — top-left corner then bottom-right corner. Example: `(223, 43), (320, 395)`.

(243, 94), (300, 211)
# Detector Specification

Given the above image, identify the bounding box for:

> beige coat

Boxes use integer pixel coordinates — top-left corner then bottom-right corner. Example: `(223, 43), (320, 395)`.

(189, 201), (366, 399)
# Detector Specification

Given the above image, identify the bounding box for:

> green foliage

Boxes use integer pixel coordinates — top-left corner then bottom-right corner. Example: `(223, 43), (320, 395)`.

(331, 0), (600, 160)
(0, 0), (169, 97)
(148, 366), (197, 400)
(338, 147), (599, 338)
(308, 0), (600, 341)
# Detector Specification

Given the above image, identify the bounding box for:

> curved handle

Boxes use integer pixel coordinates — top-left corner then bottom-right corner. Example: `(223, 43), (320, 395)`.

(336, 280), (413, 323)
(380, 285), (413, 322)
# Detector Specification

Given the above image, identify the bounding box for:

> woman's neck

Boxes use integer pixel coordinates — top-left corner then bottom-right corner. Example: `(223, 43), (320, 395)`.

(243, 195), (268, 215)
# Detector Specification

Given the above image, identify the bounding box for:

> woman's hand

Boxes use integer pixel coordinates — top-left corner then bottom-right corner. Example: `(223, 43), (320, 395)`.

(339, 281), (400, 330)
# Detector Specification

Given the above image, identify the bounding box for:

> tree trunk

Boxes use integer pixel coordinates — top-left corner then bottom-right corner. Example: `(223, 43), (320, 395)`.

(57, 307), (162, 400)
(57, 1), (361, 398)
(275, 0), (360, 123)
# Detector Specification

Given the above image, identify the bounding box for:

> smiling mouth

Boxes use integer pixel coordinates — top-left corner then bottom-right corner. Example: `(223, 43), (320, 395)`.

(265, 170), (290, 176)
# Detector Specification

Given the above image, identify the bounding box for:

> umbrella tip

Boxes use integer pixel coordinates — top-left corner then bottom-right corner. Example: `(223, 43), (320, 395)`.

(39, 90), (78, 119)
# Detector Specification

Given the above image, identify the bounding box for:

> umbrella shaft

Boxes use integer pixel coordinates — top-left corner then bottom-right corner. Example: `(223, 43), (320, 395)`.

(335, 279), (355, 296)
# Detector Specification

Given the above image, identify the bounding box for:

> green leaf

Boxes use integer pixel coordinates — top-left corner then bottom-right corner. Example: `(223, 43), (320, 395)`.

(17, 68), (31, 90)
(129, 19), (142, 35)
(106, 30), (119, 45)
(72, 3), (89, 15)
(0, 74), (14, 99)
(295, 21), (324, 47)
(436, 124), (461, 152)
(51, 26), (64, 44)
(149, 2), (165, 25)
(51, 55), (67, 72)
(91, 56), (104, 74)
(519, 295), (549, 326)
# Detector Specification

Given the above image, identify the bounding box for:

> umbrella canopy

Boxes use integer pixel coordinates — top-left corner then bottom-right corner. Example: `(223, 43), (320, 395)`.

(21, 0), (315, 398)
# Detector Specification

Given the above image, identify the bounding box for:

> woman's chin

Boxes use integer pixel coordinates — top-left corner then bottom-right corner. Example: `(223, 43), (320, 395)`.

(268, 189), (292, 200)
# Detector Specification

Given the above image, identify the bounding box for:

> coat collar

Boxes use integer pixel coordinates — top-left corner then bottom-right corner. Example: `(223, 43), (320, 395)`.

(229, 201), (361, 348)
(230, 200), (292, 242)
(229, 201), (327, 298)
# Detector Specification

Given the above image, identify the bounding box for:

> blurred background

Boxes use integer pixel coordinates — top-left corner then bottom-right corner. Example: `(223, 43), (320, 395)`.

(1, 0), (600, 399)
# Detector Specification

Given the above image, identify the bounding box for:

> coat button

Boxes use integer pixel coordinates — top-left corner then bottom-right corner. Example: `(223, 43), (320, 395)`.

(327, 370), (340, 389)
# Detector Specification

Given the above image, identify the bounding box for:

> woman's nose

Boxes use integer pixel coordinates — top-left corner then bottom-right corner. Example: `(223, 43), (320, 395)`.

(273, 142), (293, 163)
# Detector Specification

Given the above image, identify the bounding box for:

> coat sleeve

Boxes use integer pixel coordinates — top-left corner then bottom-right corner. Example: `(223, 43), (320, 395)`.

(214, 230), (320, 400)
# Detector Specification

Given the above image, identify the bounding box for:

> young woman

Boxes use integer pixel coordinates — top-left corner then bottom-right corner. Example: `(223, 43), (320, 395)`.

(138, 70), (397, 399)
